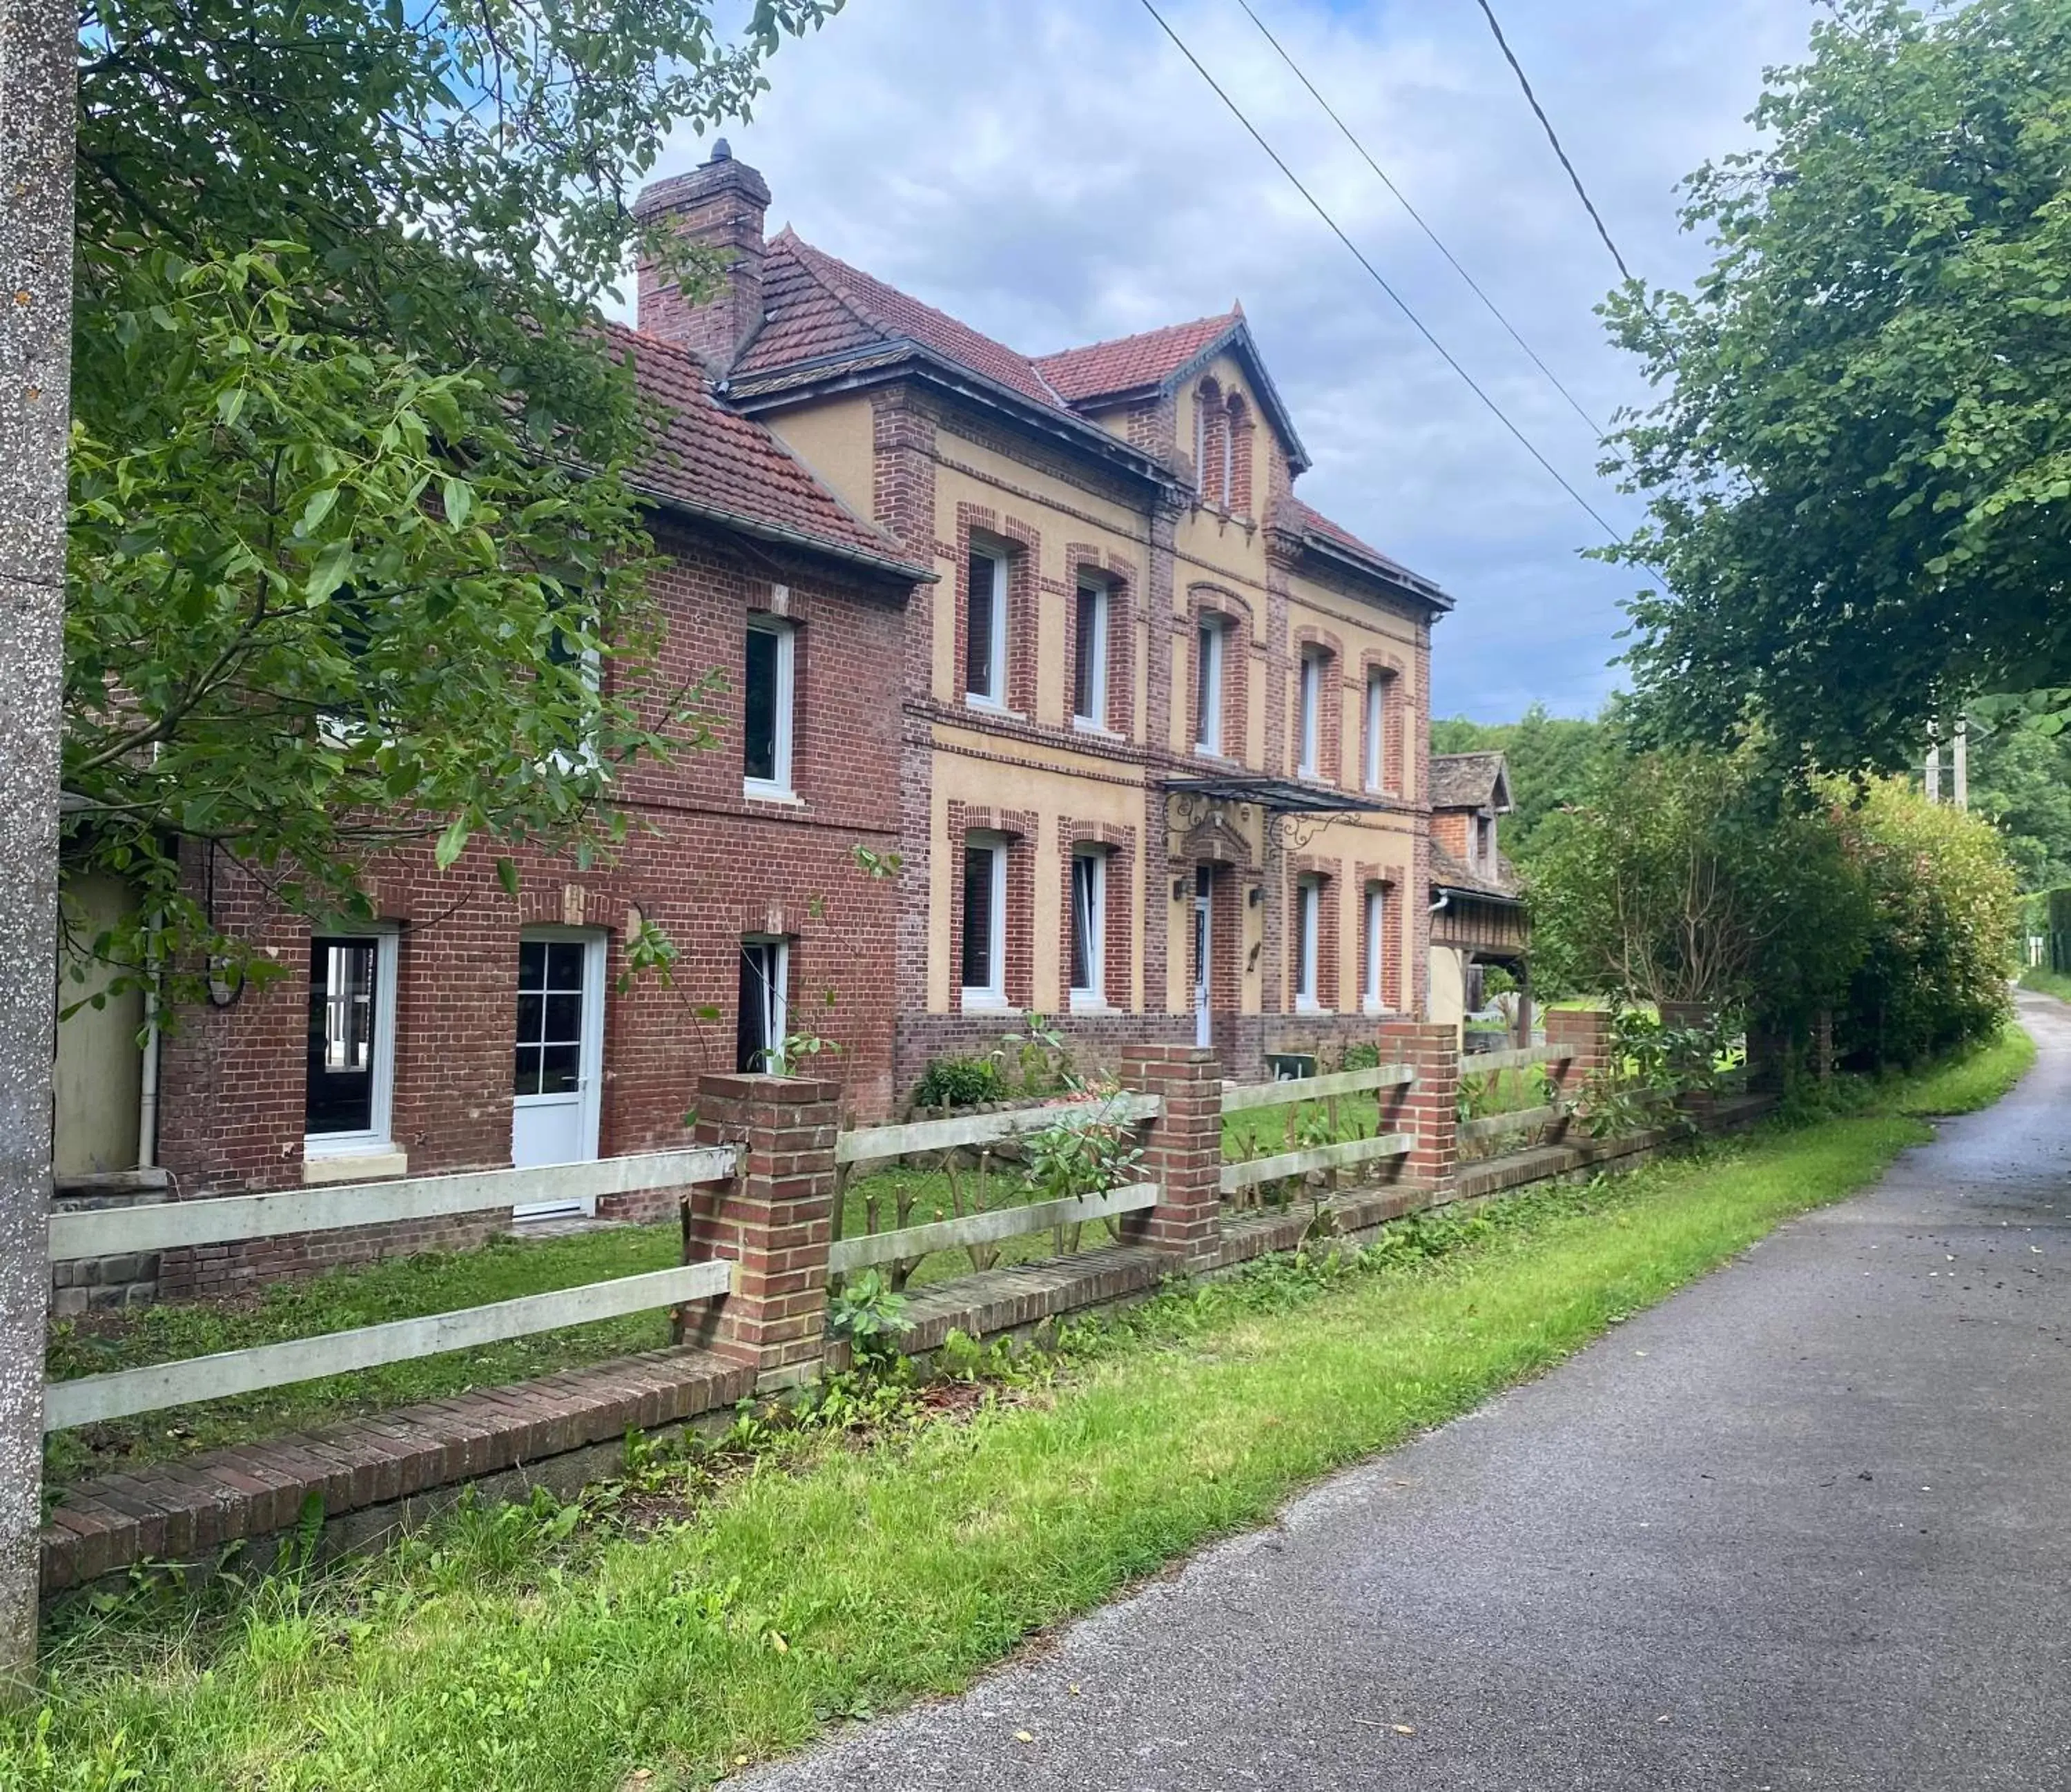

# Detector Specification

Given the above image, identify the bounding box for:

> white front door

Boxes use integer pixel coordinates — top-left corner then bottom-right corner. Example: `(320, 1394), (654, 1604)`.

(511, 929), (605, 1218)
(1194, 867), (1214, 1051)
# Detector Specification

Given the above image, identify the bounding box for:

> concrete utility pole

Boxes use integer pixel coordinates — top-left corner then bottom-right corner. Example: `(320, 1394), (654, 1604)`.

(0, 0), (76, 1685)
(1925, 728), (1941, 804)
(1953, 717), (1969, 812)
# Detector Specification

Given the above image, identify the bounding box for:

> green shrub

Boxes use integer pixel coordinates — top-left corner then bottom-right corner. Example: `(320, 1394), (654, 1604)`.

(911, 1056), (1007, 1110)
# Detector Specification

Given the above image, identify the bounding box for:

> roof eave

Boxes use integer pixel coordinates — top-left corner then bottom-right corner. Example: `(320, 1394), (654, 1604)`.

(628, 481), (935, 584)
(1303, 534), (1455, 613)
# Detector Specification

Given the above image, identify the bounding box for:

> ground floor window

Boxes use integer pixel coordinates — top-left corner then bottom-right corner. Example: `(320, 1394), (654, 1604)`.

(305, 930), (397, 1152)
(1294, 877), (1322, 1011)
(962, 836), (1009, 1006)
(1363, 883), (1388, 1012)
(737, 937), (790, 1073)
(1069, 848), (1107, 1008)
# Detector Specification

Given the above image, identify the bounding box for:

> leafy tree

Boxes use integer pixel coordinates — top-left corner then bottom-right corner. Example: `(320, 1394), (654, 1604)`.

(1430, 703), (1613, 864)
(1604, 0), (2071, 770)
(1955, 708), (2071, 890)
(64, 0), (841, 1000)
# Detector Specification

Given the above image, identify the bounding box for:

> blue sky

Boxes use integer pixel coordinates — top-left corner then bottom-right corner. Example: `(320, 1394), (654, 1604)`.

(643, 0), (1821, 721)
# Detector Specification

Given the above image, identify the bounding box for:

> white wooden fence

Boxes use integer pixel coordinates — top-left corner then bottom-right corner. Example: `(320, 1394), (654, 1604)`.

(1218, 1061), (1417, 1196)
(44, 1147), (738, 1433)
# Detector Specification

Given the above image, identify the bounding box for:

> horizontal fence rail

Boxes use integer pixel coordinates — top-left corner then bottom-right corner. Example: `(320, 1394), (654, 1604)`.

(1457, 1103), (1562, 1145)
(1221, 1063), (1416, 1113)
(827, 1181), (1160, 1274)
(1222, 1133), (1412, 1195)
(835, 1091), (1163, 1167)
(1462, 1044), (1573, 1075)
(49, 1147), (739, 1262)
(45, 1259), (735, 1432)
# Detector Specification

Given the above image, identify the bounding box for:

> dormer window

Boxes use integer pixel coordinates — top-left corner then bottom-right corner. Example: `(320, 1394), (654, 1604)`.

(1476, 814), (1495, 869)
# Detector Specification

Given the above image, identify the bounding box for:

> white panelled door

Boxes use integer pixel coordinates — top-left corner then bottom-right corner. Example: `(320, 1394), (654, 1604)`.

(511, 929), (605, 1218)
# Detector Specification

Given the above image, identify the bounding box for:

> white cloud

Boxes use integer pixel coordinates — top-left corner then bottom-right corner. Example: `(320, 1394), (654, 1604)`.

(655, 0), (1816, 719)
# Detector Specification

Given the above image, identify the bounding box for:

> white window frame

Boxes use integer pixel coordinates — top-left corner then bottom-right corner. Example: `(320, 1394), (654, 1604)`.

(742, 616), (796, 801)
(1294, 877), (1322, 1013)
(739, 935), (791, 1073)
(1364, 669), (1386, 792)
(1072, 578), (1109, 730)
(1363, 884), (1388, 1015)
(1297, 650), (1323, 779)
(1069, 847), (1108, 1011)
(964, 547), (1010, 710)
(1195, 616), (1226, 757)
(304, 924), (400, 1158)
(960, 834), (1010, 1009)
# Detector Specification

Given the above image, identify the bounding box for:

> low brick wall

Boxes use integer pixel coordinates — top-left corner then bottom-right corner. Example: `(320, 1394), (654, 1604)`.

(51, 1176), (171, 1316)
(158, 1207), (514, 1303)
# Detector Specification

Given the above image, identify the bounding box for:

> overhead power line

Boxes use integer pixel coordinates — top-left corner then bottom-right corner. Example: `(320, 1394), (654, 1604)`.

(1469, 0), (1637, 287)
(1133, 0), (1624, 545)
(1235, 0), (1602, 438)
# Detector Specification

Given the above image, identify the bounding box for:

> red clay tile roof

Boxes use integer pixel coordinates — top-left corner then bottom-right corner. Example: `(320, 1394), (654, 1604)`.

(735, 232), (1066, 411)
(1031, 313), (1241, 404)
(608, 323), (922, 575)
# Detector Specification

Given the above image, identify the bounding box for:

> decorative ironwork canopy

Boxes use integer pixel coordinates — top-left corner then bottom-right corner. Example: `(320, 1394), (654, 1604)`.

(1162, 775), (1393, 855)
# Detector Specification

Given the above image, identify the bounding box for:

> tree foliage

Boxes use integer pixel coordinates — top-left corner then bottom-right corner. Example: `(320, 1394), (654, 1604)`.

(1604, 0), (2071, 770)
(1530, 747), (2016, 1071)
(65, 0), (840, 997)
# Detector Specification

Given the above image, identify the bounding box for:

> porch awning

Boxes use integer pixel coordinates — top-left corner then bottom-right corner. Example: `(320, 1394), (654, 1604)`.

(1160, 775), (1394, 817)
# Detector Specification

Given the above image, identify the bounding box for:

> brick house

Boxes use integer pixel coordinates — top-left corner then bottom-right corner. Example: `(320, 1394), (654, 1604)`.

(635, 144), (1457, 1089)
(1427, 751), (1531, 1041)
(54, 138), (1489, 1294)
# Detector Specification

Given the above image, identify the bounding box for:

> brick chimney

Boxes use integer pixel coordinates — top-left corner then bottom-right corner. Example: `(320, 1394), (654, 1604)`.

(632, 139), (771, 375)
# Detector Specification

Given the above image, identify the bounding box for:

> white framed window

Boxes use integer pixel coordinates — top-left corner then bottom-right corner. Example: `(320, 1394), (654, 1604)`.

(1069, 848), (1108, 1009)
(1297, 650), (1323, 779)
(961, 835), (1009, 1007)
(1364, 669), (1386, 792)
(1294, 877), (1321, 1013)
(1072, 578), (1109, 729)
(737, 937), (790, 1073)
(743, 616), (795, 799)
(964, 546), (1009, 707)
(304, 926), (399, 1156)
(1195, 616), (1226, 756)
(1363, 884), (1388, 1013)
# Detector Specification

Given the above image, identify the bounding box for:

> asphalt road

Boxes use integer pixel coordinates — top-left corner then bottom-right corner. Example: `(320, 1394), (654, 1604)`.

(748, 993), (2071, 1791)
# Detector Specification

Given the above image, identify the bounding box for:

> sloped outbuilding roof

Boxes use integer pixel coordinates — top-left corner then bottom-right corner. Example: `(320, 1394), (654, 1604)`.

(1429, 751), (1513, 813)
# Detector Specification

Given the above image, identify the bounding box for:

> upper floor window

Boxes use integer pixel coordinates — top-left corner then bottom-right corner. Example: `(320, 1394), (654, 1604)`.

(965, 546), (1009, 707)
(1297, 649), (1325, 779)
(743, 616), (795, 799)
(1073, 578), (1109, 729)
(1195, 616), (1227, 756)
(1363, 669), (1387, 792)
(1069, 847), (1108, 1009)
(961, 834), (1009, 1007)
(1476, 814), (1496, 870)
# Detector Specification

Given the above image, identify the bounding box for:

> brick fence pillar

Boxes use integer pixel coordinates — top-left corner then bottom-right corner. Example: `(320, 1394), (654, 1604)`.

(1119, 1045), (1223, 1268)
(1545, 1007), (1615, 1134)
(1377, 1020), (1458, 1201)
(686, 1073), (840, 1390)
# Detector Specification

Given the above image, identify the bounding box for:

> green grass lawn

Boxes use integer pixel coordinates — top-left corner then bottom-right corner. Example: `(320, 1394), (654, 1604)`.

(11, 1024), (2034, 1792)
